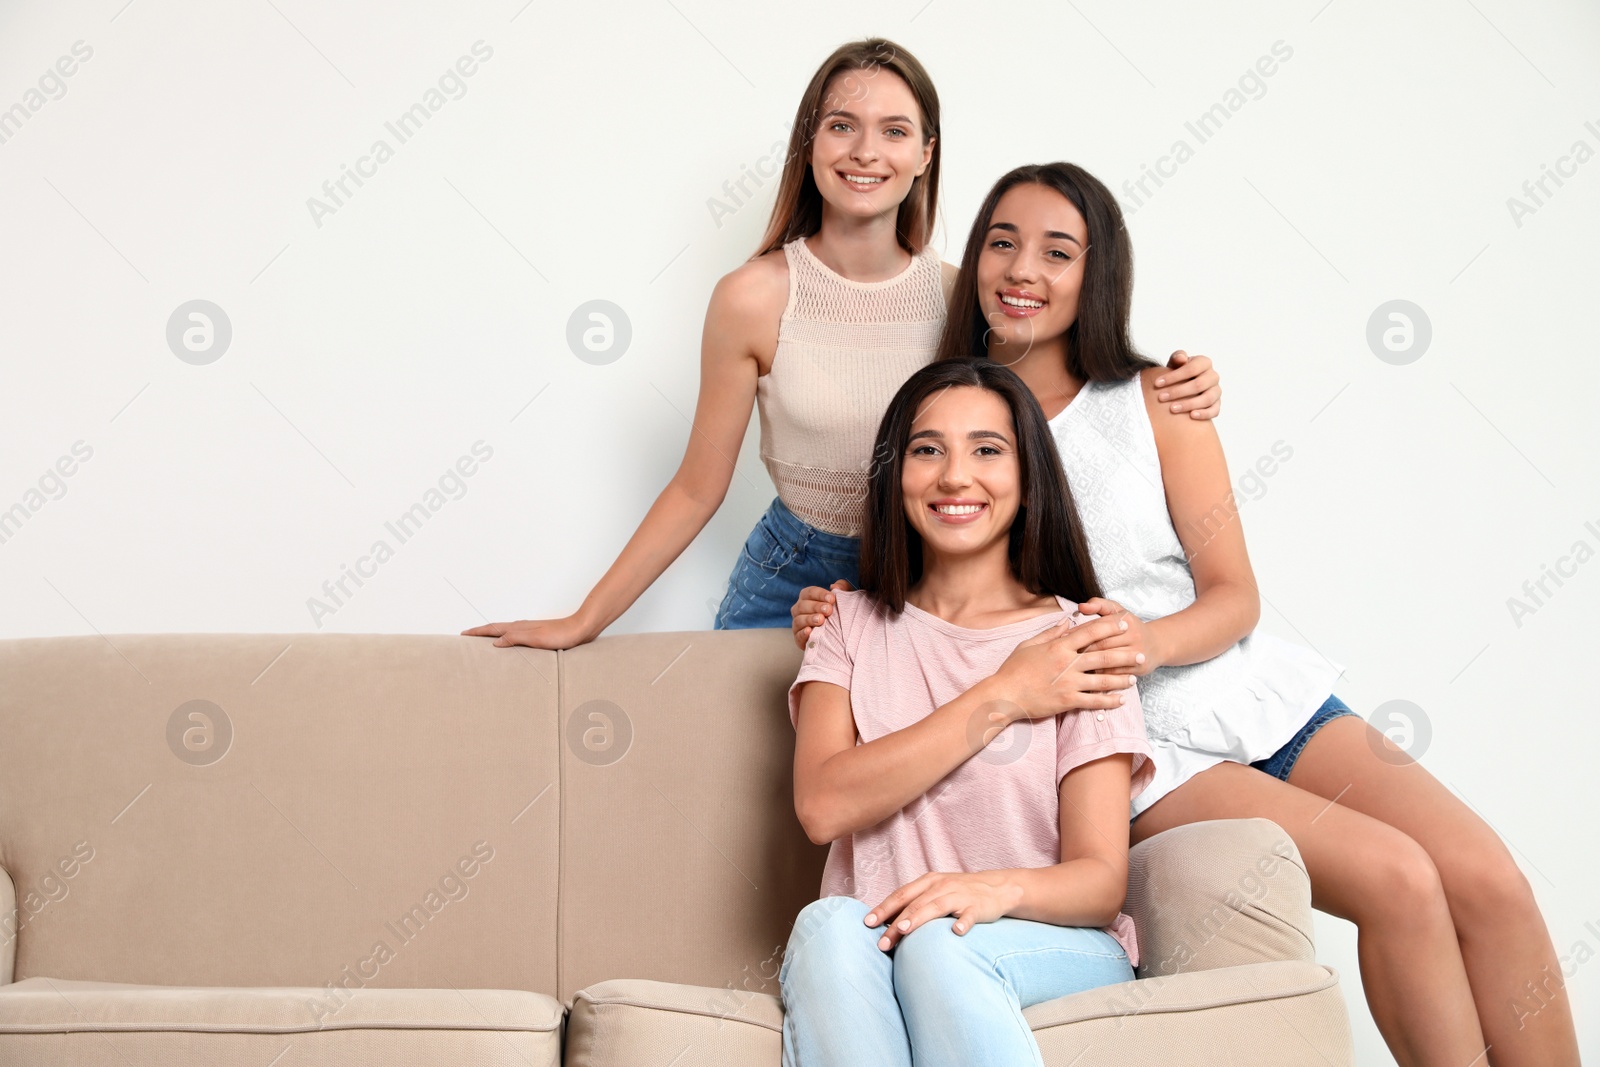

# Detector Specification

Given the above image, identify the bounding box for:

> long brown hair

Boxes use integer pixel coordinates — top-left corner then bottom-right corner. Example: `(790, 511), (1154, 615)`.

(936, 162), (1153, 381)
(754, 39), (941, 258)
(859, 358), (1103, 613)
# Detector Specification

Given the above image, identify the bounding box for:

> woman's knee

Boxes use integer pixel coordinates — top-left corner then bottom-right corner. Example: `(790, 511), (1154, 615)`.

(1345, 830), (1450, 927)
(792, 896), (872, 942)
(1440, 839), (1538, 930)
(783, 897), (879, 991)
(890, 917), (982, 999)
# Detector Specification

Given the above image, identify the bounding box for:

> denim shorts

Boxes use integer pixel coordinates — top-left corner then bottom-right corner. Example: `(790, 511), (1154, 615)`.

(1250, 694), (1355, 781)
(713, 497), (862, 631)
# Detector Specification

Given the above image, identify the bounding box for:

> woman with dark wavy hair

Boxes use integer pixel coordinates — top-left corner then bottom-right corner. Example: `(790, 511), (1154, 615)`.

(781, 356), (1155, 1066)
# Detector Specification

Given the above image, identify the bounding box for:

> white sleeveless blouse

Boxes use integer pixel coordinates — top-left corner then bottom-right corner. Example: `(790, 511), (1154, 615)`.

(754, 238), (946, 537)
(1049, 377), (1343, 815)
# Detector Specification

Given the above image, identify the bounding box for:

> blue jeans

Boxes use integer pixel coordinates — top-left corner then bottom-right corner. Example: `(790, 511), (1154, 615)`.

(714, 498), (861, 630)
(1250, 694), (1355, 781)
(779, 896), (1133, 1067)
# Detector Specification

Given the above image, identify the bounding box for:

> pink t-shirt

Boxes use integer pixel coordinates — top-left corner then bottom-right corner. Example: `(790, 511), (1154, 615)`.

(789, 589), (1156, 964)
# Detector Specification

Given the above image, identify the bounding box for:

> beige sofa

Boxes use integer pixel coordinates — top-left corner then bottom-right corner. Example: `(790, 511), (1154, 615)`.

(0, 630), (1351, 1064)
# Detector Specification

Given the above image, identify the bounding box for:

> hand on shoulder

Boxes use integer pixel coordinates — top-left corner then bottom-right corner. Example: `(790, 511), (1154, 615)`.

(1139, 365), (1221, 451)
(1152, 350), (1222, 420)
(792, 578), (856, 651)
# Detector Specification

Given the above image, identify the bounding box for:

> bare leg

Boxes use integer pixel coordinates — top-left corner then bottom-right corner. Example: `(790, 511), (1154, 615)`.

(1287, 716), (1580, 1067)
(1132, 760), (1487, 1067)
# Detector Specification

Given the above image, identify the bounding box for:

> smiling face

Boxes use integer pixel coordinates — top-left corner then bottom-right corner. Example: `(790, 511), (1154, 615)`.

(809, 68), (934, 222)
(901, 385), (1023, 563)
(975, 182), (1090, 365)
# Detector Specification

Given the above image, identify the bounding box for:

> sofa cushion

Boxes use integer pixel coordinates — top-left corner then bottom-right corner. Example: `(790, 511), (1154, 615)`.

(0, 976), (562, 1066)
(1026, 961), (1352, 1065)
(566, 962), (1349, 1067)
(565, 978), (780, 1066)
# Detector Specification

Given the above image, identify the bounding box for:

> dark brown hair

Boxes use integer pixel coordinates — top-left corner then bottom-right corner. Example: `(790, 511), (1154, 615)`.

(754, 38), (940, 258)
(936, 162), (1153, 381)
(858, 358), (1103, 613)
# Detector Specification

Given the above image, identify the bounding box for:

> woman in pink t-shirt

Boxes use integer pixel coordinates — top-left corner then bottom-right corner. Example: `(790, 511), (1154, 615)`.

(781, 357), (1155, 1067)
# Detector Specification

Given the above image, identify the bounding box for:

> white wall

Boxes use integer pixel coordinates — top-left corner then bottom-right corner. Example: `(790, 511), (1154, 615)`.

(1, 0), (1595, 1058)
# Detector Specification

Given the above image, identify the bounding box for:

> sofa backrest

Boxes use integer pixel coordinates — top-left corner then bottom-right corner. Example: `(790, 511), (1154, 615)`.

(0, 631), (824, 1007)
(556, 629), (823, 1000)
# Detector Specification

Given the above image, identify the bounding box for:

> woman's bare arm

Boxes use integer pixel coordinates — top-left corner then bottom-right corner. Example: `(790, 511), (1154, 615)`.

(1137, 364), (1261, 666)
(462, 257), (785, 649)
(1000, 753), (1133, 927)
(793, 678), (1001, 845)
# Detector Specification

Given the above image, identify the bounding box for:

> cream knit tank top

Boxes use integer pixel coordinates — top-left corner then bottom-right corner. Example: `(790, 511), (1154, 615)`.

(755, 237), (947, 536)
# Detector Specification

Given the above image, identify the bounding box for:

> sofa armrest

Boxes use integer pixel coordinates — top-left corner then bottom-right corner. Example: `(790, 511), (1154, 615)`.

(1, 864), (14, 985)
(1124, 818), (1314, 977)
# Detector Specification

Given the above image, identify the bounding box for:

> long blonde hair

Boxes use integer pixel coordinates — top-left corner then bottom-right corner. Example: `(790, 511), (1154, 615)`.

(753, 38), (941, 258)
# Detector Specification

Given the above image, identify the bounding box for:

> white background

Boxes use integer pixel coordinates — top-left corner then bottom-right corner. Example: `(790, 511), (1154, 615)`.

(1, 0), (1596, 1058)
